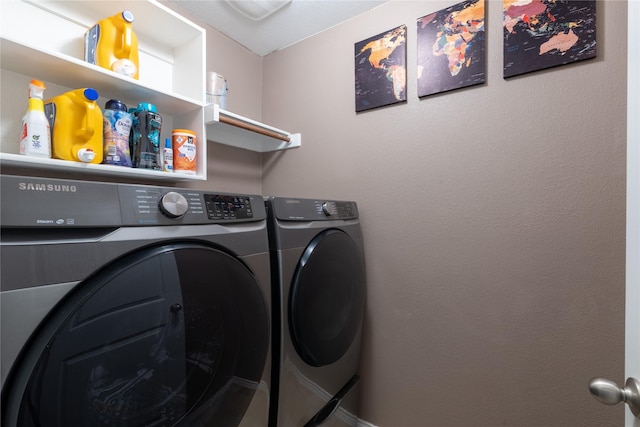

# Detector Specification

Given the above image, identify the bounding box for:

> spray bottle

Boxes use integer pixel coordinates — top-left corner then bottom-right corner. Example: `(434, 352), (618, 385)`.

(20, 80), (51, 158)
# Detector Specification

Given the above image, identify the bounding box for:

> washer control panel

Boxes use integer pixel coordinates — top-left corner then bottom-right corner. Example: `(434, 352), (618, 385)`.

(0, 175), (265, 227)
(123, 187), (199, 223)
(321, 201), (337, 216)
(121, 186), (261, 225)
(159, 192), (189, 218)
(204, 194), (254, 220)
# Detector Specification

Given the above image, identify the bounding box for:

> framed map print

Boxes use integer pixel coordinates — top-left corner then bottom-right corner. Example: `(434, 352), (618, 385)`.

(355, 25), (407, 112)
(417, 0), (485, 98)
(503, 0), (596, 78)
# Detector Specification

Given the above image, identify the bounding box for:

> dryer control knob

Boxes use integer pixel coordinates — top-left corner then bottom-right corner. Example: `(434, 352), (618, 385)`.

(322, 202), (337, 216)
(159, 192), (189, 218)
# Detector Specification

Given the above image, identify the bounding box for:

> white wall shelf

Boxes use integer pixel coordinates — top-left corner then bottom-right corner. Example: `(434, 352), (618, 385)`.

(205, 104), (301, 153)
(0, 0), (300, 182)
(0, 38), (202, 117)
(0, 0), (207, 182)
(0, 153), (200, 182)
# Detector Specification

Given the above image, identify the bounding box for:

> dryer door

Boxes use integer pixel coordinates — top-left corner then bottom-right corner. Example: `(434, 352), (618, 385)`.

(289, 229), (366, 367)
(2, 243), (269, 427)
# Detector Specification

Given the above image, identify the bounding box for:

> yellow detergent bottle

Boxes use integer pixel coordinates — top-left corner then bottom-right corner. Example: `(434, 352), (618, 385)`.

(44, 88), (104, 164)
(84, 11), (139, 80)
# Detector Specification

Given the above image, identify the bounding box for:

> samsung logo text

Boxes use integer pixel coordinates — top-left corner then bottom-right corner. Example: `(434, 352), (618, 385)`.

(18, 183), (77, 192)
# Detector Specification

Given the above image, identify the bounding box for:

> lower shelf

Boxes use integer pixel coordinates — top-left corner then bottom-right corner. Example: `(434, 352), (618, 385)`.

(205, 104), (301, 153)
(0, 153), (206, 182)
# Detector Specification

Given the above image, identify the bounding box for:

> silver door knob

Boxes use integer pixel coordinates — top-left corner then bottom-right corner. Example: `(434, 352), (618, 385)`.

(589, 377), (640, 418)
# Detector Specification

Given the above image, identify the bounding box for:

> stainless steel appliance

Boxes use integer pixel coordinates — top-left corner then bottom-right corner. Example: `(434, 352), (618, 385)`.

(1, 175), (271, 427)
(266, 197), (366, 427)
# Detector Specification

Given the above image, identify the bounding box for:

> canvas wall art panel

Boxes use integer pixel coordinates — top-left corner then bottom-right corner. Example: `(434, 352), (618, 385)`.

(503, 0), (596, 78)
(417, 0), (485, 98)
(355, 25), (407, 112)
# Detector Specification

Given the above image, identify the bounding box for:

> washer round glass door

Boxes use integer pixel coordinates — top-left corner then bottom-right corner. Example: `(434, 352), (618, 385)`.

(3, 243), (269, 427)
(289, 229), (366, 367)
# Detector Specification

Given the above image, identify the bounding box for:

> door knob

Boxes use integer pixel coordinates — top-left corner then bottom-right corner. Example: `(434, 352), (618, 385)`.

(589, 377), (640, 418)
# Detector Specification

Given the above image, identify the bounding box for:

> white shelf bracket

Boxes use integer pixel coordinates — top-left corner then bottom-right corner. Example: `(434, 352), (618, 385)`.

(204, 104), (301, 153)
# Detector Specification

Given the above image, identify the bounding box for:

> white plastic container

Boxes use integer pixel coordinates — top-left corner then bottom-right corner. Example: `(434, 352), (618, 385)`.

(206, 72), (227, 109)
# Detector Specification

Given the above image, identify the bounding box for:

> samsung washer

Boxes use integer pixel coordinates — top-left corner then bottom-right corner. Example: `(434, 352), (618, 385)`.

(265, 197), (366, 427)
(1, 175), (271, 427)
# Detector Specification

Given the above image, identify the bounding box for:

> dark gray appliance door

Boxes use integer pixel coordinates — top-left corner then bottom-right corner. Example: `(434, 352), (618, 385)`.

(289, 229), (366, 367)
(2, 243), (269, 427)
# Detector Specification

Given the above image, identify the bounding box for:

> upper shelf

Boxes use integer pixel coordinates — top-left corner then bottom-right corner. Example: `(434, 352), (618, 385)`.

(0, 38), (202, 116)
(1, 0), (206, 103)
(204, 104), (301, 153)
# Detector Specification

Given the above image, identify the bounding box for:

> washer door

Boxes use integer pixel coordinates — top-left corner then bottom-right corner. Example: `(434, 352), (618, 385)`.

(2, 243), (269, 427)
(289, 229), (366, 367)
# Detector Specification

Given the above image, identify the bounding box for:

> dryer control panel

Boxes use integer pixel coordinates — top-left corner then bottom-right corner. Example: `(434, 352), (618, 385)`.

(268, 197), (358, 221)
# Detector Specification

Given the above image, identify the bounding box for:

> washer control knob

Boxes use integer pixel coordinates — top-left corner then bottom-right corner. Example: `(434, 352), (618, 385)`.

(159, 192), (188, 218)
(322, 202), (337, 216)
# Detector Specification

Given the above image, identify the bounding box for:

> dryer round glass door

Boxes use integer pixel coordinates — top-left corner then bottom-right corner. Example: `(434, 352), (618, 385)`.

(2, 243), (269, 427)
(289, 229), (366, 367)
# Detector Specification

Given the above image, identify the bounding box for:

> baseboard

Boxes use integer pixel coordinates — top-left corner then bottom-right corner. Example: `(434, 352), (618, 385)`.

(357, 419), (378, 427)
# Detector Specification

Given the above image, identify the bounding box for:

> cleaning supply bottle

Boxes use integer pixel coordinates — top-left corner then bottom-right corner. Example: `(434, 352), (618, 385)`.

(129, 102), (162, 170)
(172, 129), (197, 174)
(44, 88), (104, 164)
(20, 79), (51, 158)
(84, 11), (139, 79)
(102, 99), (132, 167)
(163, 138), (173, 172)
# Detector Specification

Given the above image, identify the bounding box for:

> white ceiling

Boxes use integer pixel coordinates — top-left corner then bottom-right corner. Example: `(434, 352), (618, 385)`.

(166, 0), (390, 56)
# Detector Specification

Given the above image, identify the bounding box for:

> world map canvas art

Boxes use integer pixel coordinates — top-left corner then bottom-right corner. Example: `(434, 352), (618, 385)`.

(417, 0), (485, 98)
(503, 0), (596, 78)
(355, 25), (407, 112)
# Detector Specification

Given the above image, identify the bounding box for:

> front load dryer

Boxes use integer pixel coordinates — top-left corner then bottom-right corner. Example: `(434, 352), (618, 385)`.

(265, 197), (366, 427)
(1, 175), (272, 427)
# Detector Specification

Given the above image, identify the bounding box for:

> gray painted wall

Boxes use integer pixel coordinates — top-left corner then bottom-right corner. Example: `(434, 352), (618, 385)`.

(260, 1), (626, 426)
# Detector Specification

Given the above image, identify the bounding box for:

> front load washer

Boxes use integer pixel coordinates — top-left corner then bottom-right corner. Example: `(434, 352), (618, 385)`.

(1, 175), (271, 427)
(265, 197), (366, 427)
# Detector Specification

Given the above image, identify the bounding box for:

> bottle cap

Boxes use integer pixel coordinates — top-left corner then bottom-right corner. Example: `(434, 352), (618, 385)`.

(28, 79), (47, 99)
(77, 148), (96, 163)
(29, 79), (46, 89)
(105, 99), (128, 111)
(172, 129), (197, 135)
(165, 138), (172, 149)
(83, 88), (99, 101)
(137, 102), (157, 113)
(111, 58), (137, 77)
(121, 10), (135, 23)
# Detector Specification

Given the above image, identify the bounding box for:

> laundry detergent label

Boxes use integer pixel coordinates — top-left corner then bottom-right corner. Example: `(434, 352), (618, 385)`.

(103, 109), (132, 166)
(172, 133), (197, 174)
